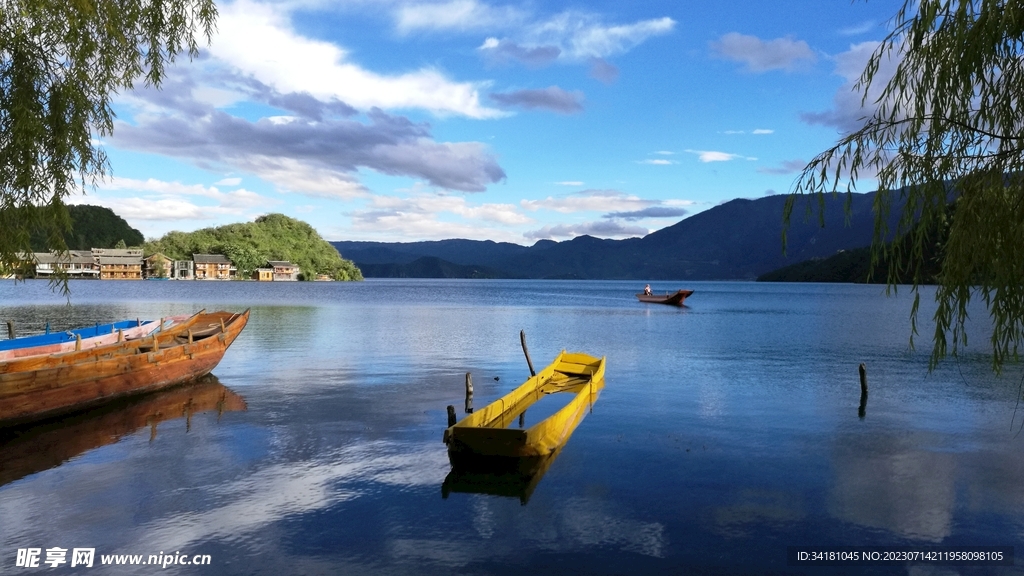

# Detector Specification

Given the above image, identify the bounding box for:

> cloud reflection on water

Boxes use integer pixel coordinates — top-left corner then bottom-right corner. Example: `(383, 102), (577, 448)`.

(828, 433), (958, 542)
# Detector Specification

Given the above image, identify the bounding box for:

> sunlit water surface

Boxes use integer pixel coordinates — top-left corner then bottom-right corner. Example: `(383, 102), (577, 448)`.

(1, 279), (1023, 575)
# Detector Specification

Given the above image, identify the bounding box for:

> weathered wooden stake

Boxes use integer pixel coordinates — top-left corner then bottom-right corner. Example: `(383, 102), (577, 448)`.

(858, 363), (868, 419)
(465, 396), (473, 414)
(447, 405), (457, 427)
(6, 320), (14, 340)
(465, 372), (474, 395)
(520, 329), (536, 377)
(75, 334), (82, 351)
(117, 329), (124, 343)
(519, 412), (525, 428)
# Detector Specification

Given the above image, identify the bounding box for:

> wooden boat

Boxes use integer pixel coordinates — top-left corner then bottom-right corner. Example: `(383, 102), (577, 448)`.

(0, 376), (246, 487)
(444, 351), (605, 459)
(636, 289), (694, 306)
(0, 310), (249, 427)
(0, 316), (187, 361)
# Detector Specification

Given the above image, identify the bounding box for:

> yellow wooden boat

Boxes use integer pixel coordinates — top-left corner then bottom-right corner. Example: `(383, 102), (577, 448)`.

(443, 351), (605, 459)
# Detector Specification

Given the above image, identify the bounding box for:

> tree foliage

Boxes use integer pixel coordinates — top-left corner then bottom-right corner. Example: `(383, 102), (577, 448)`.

(144, 213), (363, 281)
(786, 0), (1024, 372)
(28, 204), (144, 250)
(0, 0), (216, 288)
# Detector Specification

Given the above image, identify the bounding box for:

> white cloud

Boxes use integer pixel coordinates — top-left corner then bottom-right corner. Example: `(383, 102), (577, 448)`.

(638, 159), (675, 165)
(215, 177), (243, 186)
(479, 12), (675, 66)
(800, 41), (896, 133)
(211, 0), (503, 119)
(521, 190), (652, 214)
(542, 14), (676, 59)
(395, 0), (525, 33)
(711, 33), (817, 72)
(524, 220), (648, 240)
(249, 159), (370, 200)
(654, 151), (674, 155)
(556, 181), (584, 186)
(839, 21), (876, 36)
(752, 128), (774, 134)
(684, 150), (757, 163)
(99, 176), (275, 210)
(346, 193), (532, 241)
(94, 197), (212, 221)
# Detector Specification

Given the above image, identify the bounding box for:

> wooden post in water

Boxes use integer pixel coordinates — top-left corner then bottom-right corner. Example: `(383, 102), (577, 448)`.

(520, 330), (536, 377)
(6, 320), (14, 340)
(75, 334), (82, 351)
(447, 405), (457, 427)
(464, 372), (473, 414)
(858, 363), (868, 418)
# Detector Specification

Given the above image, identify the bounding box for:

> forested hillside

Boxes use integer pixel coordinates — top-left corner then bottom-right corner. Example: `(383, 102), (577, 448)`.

(30, 205), (144, 250)
(145, 214), (362, 280)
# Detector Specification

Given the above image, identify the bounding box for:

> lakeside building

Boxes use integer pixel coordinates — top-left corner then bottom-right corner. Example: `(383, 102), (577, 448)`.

(254, 268), (273, 282)
(144, 253), (172, 279)
(268, 261), (299, 281)
(173, 260), (194, 280)
(92, 248), (143, 280)
(31, 251), (100, 279)
(193, 254), (236, 280)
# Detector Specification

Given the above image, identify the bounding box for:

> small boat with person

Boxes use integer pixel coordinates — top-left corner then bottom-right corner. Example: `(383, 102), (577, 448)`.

(443, 350), (605, 460)
(0, 310), (249, 427)
(636, 288), (694, 306)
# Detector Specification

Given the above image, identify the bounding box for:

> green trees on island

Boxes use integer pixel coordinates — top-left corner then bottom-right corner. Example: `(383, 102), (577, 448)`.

(0, 0), (217, 289)
(787, 0), (1024, 372)
(144, 213), (363, 281)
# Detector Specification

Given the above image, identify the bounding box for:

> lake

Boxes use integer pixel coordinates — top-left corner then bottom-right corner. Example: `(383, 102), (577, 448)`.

(1, 279), (1022, 575)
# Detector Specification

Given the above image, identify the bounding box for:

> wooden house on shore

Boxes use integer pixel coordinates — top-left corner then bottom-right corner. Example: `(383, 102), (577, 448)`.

(193, 254), (236, 280)
(268, 261), (299, 281)
(92, 248), (144, 280)
(31, 251), (100, 279)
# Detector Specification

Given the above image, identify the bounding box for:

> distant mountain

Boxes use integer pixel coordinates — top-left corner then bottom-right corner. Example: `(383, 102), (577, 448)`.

(356, 256), (516, 279)
(333, 192), (900, 280)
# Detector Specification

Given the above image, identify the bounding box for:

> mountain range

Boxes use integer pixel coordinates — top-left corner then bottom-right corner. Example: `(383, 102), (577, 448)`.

(333, 192), (898, 280)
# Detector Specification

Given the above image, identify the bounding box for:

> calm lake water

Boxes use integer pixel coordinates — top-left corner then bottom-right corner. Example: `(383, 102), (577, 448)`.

(1, 279), (1023, 575)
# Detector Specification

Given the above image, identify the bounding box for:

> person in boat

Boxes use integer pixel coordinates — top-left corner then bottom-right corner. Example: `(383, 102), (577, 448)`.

(643, 284), (652, 295)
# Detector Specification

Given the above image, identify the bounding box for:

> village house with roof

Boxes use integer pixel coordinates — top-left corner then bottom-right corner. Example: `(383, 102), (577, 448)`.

(192, 254), (236, 280)
(31, 250), (101, 279)
(91, 248), (144, 280)
(266, 261), (299, 281)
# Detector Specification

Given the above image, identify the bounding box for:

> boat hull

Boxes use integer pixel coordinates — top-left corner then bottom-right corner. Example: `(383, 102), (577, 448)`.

(444, 351), (605, 458)
(636, 289), (694, 306)
(0, 310), (248, 427)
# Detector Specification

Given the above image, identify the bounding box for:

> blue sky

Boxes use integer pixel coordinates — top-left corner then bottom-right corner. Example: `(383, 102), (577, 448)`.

(78, 0), (902, 244)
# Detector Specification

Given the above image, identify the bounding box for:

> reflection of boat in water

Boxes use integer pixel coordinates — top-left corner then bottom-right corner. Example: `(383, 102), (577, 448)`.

(444, 351), (605, 458)
(442, 448), (562, 505)
(636, 289), (693, 306)
(0, 310), (249, 427)
(0, 376), (246, 488)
